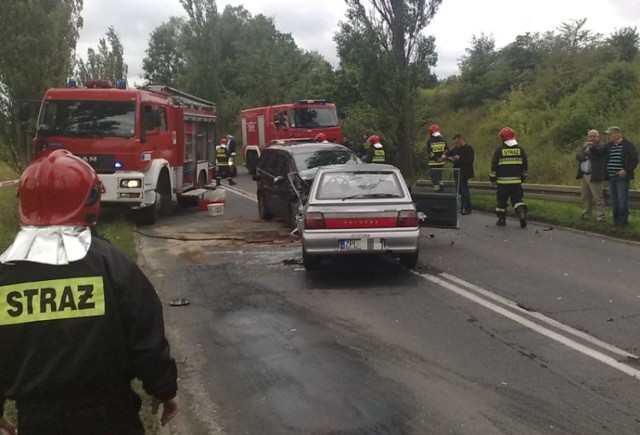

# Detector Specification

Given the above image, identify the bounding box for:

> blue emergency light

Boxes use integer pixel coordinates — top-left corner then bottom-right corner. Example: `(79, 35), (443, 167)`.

(67, 78), (78, 88)
(114, 161), (123, 169)
(116, 79), (127, 89)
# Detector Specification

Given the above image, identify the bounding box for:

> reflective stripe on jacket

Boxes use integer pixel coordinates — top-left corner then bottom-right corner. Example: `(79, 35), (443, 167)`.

(490, 142), (528, 184)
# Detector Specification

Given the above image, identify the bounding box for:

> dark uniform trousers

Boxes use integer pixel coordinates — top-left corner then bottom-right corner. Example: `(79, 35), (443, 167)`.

(496, 184), (525, 212)
(17, 389), (144, 435)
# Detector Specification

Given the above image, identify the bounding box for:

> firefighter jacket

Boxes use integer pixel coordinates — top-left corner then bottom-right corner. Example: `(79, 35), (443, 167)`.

(426, 134), (449, 167)
(360, 140), (371, 160)
(365, 143), (386, 163)
(0, 236), (177, 415)
(490, 141), (528, 184)
(216, 144), (230, 167)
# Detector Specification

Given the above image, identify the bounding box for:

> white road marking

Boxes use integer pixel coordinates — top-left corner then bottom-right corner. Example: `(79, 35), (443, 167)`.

(221, 185), (257, 202)
(418, 272), (640, 381)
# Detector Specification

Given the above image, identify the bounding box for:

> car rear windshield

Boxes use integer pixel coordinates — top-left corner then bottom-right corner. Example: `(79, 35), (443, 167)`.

(294, 148), (361, 179)
(316, 171), (406, 200)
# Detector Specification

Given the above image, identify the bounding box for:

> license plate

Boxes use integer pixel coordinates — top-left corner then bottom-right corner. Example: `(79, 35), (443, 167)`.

(338, 239), (361, 250)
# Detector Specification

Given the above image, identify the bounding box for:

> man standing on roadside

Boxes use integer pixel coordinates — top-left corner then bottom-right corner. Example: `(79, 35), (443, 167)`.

(0, 150), (179, 435)
(442, 133), (475, 214)
(576, 129), (608, 221)
(605, 126), (638, 226)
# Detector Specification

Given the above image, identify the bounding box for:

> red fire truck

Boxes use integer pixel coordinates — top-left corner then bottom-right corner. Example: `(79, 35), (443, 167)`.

(32, 80), (217, 224)
(240, 99), (343, 174)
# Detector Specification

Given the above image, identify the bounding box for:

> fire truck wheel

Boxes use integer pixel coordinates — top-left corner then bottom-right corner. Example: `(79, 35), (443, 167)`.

(197, 171), (207, 188)
(158, 172), (173, 214)
(246, 152), (258, 175)
(258, 191), (273, 221)
(135, 195), (160, 226)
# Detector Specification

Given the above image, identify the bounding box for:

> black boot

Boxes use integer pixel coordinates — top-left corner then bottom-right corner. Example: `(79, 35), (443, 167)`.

(496, 211), (506, 226)
(215, 178), (221, 187)
(516, 205), (527, 228)
(228, 179), (236, 186)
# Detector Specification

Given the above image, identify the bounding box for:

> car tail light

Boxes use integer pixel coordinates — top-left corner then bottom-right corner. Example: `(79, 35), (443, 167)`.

(304, 212), (326, 229)
(397, 210), (418, 227)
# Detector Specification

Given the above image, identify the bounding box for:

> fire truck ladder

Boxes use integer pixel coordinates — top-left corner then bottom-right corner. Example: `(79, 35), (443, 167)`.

(143, 85), (216, 111)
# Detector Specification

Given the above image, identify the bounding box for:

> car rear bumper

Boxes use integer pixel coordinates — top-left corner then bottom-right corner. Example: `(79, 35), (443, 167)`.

(302, 228), (419, 256)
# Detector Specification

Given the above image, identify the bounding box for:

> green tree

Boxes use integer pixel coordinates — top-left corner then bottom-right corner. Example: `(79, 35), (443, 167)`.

(0, 0), (83, 169)
(142, 17), (186, 86)
(178, 0), (223, 105)
(336, 0), (442, 177)
(606, 27), (639, 62)
(172, 1), (332, 134)
(75, 26), (128, 85)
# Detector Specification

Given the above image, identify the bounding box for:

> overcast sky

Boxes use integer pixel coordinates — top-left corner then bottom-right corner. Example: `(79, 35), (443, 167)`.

(77, 0), (640, 86)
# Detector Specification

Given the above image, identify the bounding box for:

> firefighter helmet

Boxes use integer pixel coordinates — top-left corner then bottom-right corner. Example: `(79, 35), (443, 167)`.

(220, 137), (228, 145)
(428, 124), (440, 135)
(367, 135), (380, 145)
(499, 127), (516, 142)
(314, 133), (327, 143)
(19, 149), (101, 226)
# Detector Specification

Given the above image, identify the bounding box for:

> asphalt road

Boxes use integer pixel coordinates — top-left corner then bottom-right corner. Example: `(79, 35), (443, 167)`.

(138, 167), (640, 435)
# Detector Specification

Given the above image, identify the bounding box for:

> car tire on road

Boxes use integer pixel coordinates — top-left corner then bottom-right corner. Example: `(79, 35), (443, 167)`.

(302, 247), (321, 271)
(258, 192), (274, 221)
(289, 200), (301, 230)
(399, 247), (419, 269)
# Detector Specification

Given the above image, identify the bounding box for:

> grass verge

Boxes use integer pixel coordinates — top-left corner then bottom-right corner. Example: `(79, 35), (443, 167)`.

(472, 193), (640, 241)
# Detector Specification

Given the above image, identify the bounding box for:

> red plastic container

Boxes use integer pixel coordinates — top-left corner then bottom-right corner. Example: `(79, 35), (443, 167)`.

(198, 199), (225, 210)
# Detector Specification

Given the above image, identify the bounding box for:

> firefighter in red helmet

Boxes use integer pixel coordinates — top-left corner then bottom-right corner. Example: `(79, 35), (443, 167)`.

(314, 133), (329, 143)
(216, 137), (236, 186)
(490, 127), (529, 227)
(0, 150), (179, 435)
(364, 135), (386, 163)
(425, 124), (449, 191)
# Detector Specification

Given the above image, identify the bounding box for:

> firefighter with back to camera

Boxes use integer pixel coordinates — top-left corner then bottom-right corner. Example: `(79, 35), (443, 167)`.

(364, 135), (386, 163)
(425, 124), (449, 191)
(216, 137), (236, 186)
(0, 149), (178, 435)
(314, 133), (329, 143)
(490, 127), (529, 228)
(226, 134), (238, 177)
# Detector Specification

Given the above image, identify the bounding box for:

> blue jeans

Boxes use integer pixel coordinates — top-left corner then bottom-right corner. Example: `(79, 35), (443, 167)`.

(608, 175), (630, 225)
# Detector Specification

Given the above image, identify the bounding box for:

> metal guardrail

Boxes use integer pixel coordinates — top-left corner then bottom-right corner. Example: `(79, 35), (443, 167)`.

(3, 175), (640, 208)
(0, 179), (19, 188)
(469, 181), (640, 210)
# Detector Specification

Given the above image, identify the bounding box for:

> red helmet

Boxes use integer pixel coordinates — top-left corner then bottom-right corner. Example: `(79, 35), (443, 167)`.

(499, 127), (516, 142)
(368, 135), (380, 145)
(428, 124), (440, 135)
(220, 137), (228, 145)
(314, 133), (327, 142)
(19, 149), (101, 226)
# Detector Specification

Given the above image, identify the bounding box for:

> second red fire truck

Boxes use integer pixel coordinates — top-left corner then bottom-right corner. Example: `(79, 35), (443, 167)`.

(240, 99), (343, 174)
(32, 80), (217, 224)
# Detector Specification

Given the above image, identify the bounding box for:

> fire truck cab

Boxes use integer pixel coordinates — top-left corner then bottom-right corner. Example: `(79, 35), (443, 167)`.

(240, 99), (342, 174)
(33, 80), (217, 225)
